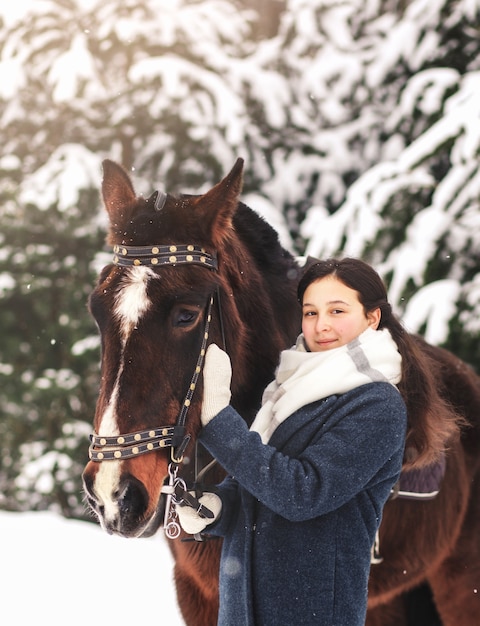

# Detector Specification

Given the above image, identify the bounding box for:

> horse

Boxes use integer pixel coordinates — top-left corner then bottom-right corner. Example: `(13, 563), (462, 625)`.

(82, 158), (480, 625)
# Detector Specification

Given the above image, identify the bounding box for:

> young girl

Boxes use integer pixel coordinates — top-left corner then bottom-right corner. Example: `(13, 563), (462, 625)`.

(178, 257), (408, 625)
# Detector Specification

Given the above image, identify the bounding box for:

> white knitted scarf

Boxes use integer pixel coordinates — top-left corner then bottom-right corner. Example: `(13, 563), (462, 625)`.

(250, 328), (402, 444)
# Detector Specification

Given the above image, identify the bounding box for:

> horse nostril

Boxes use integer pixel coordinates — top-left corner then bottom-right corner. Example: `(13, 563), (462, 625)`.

(117, 475), (149, 520)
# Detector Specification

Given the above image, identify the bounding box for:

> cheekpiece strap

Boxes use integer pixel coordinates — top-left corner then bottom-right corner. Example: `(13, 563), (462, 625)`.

(113, 244), (217, 270)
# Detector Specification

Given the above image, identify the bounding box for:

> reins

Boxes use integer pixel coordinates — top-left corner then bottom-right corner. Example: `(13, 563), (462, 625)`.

(88, 240), (221, 539)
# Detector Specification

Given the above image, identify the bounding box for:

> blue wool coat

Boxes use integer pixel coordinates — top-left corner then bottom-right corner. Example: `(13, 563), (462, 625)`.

(199, 382), (407, 626)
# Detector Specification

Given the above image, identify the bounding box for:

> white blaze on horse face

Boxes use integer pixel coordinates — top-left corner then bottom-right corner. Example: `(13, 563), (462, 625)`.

(98, 266), (155, 437)
(94, 384), (122, 521)
(94, 461), (122, 528)
(114, 266), (155, 339)
(98, 383), (120, 437)
(94, 267), (156, 520)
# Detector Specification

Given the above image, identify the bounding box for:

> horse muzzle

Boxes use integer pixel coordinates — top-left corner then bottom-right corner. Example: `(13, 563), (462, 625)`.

(82, 464), (165, 538)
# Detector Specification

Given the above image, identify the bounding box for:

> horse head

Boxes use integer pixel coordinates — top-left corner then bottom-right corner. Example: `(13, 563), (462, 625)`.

(82, 158), (301, 538)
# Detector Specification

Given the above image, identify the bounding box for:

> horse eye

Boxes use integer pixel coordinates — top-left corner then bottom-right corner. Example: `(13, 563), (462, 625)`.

(174, 309), (199, 328)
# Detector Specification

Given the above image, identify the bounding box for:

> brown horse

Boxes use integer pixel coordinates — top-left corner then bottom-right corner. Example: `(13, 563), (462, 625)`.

(82, 158), (480, 625)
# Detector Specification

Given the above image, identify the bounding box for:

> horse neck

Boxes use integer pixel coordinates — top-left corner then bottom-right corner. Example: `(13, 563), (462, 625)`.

(221, 211), (301, 422)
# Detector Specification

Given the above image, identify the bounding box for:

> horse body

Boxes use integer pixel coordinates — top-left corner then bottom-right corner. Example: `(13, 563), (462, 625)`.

(82, 158), (301, 620)
(83, 159), (480, 625)
(367, 339), (480, 625)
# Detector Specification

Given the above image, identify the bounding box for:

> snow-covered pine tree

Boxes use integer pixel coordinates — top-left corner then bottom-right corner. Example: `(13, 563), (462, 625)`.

(0, 0), (479, 515)
(266, 0), (480, 362)
(0, 145), (103, 516)
(0, 0), (262, 515)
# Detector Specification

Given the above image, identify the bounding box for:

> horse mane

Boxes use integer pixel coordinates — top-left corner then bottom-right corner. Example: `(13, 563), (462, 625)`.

(233, 202), (294, 269)
(211, 201), (301, 423)
(400, 334), (470, 470)
(233, 201), (300, 302)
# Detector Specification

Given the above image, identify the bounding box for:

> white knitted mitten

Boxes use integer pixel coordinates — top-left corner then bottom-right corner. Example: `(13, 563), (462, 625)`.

(201, 344), (232, 427)
(176, 493), (222, 535)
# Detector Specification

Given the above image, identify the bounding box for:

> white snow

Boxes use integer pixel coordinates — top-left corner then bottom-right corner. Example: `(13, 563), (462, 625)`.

(402, 279), (461, 345)
(48, 33), (100, 103)
(0, 271), (15, 295)
(20, 145), (102, 212)
(1, 0), (480, 569)
(0, 511), (185, 625)
(0, 1), (35, 26)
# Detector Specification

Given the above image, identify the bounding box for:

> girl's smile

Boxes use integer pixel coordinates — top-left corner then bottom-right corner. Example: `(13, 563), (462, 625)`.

(302, 276), (381, 352)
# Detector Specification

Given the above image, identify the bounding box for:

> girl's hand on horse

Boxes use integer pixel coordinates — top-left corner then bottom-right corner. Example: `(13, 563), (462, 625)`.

(201, 344), (232, 426)
(177, 492), (223, 534)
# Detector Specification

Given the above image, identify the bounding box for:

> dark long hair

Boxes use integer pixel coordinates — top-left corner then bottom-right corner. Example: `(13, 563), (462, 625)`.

(298, 257), (459, 468)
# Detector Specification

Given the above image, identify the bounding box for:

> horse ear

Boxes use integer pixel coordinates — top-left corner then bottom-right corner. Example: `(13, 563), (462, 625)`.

(195, 158), (244, 245)
(101, 159), (137, 223)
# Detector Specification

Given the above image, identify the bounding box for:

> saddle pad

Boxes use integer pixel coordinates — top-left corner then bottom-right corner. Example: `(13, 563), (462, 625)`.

(393, 455), (446, 500)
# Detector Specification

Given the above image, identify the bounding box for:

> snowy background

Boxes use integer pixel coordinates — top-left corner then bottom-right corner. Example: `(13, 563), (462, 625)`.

(1, 511), (185, 625)
(0, 0), (479, 617)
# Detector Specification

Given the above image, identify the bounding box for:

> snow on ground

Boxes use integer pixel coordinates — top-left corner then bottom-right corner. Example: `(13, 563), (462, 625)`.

(1, 511), (185, 625)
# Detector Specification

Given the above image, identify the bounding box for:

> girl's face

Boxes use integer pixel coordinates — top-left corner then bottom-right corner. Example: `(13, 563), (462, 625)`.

(302, 276), (381, 352)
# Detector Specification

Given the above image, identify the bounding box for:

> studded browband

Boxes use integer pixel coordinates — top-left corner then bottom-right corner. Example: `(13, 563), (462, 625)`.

(113, 244), (218, 269)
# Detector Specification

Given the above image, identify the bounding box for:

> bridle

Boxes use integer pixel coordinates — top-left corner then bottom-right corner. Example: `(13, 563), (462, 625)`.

(89, 240), (217, 462)
(88, 231), (221, 539)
